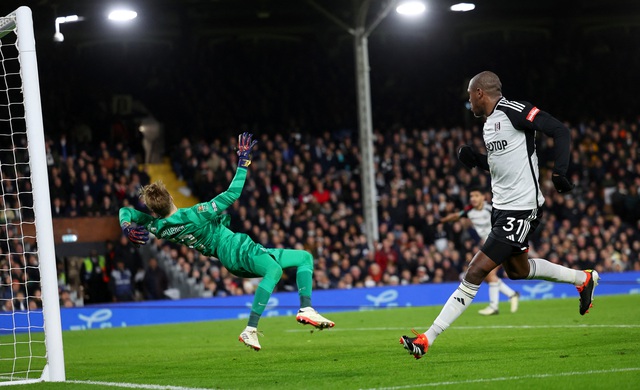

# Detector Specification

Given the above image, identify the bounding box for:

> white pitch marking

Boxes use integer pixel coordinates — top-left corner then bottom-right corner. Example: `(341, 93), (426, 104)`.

(67, 380), (216, 390)
(361, 367), (640, 390)
(286, 324), (640, 332)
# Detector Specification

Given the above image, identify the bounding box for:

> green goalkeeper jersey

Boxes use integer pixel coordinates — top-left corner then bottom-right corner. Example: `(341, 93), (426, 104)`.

(119, 168), (262, 270)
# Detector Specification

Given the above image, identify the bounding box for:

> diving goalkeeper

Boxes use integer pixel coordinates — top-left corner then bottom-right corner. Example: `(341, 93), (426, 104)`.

(119, 133), (334, 351)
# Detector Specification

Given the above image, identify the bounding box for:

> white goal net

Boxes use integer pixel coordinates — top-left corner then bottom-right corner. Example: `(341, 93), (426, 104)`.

(0, 7), (64, 384)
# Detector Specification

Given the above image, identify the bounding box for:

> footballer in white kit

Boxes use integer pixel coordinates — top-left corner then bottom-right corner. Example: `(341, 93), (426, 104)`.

(400, 71), (599, 360)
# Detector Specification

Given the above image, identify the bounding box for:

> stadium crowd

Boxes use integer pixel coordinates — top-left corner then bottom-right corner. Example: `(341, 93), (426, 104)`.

(3, 115), (635, 307)
(160, 120), (640, 297)
(1, 116), (639, 307)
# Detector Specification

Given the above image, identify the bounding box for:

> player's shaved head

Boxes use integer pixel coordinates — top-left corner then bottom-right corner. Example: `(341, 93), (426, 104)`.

(467, 71), (503, 117)
(470, 71), (502, 97)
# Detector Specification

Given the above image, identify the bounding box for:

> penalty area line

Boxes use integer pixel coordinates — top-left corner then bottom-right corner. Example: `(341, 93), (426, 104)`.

(67, 380), (216, 390)
(361, 367), (640, 390)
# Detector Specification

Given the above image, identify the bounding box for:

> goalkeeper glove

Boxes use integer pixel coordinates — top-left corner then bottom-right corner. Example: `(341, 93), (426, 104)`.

(237, 132), (258, 168)
(552, 174), (575, 193)
(121, 222), (149, 247)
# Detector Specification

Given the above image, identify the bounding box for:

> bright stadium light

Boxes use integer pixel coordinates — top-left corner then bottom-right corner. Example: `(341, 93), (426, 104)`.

(52, 7), (137, 43)
(53, 14), (84, 42)
(396, 1), (426, 16)
(450, 3), (476, 12)
(108, 9), (138, 22)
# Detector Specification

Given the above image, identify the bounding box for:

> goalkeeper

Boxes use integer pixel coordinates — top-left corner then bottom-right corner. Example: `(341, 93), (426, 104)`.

(119, 133), (334, 351)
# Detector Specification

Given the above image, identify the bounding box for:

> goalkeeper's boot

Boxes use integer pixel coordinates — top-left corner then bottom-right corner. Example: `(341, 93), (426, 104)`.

(577, 270), (599, 315)
(399, 329), (429, 360)
(296, 307), (335, 329)
(238, 327), (262, 351)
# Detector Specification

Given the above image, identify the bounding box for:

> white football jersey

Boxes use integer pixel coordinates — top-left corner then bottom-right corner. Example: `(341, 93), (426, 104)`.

(483, 98), (546, 210)
(463, 202), (492, 241)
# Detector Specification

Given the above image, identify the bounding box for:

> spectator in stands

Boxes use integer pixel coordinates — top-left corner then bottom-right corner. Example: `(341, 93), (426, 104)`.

(51, 197), (65, 218)
(59, 289), (75, 308)
(80, 249), (110, 304)
(110, 259), (134, 302)
(65, 195), (81, 217)
(80, 194), (99, 217)
(1, 299), (14, 312)
(99, 195), (118, 216)
(50, 176), (68, 204)
(114, 235), (143, 283)
(142, 257), (168, 300)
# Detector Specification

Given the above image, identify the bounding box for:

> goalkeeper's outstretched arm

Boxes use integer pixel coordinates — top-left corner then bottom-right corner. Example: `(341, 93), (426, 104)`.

(209, 132), (258, 214)
(119, 207), (154, 227)
(119, 207), (153, 246)
(209, 168), (248, 213)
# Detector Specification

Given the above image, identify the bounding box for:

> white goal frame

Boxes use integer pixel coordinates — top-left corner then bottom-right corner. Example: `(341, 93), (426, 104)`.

(0, 6), (65, 384)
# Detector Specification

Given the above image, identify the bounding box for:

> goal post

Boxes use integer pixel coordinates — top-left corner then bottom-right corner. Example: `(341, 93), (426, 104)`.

(0, 6), (65, 384)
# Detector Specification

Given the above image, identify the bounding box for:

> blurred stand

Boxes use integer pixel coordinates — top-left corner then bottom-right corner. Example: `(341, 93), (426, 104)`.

(139, 116), (164, 164)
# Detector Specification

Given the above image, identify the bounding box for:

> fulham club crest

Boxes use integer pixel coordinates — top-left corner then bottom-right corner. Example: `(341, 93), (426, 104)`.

(494, 122), (501, 132)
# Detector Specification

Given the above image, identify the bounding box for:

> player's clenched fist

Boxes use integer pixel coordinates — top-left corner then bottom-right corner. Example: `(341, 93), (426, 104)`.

(552, 174), (575, 193)
(458, 145), (479, 170)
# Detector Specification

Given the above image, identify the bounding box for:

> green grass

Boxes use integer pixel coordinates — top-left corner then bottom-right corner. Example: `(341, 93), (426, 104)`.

(4, 295), (640, 389)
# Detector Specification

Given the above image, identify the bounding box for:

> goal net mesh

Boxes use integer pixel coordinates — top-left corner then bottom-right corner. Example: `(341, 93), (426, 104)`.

(0, 11), (47, 383)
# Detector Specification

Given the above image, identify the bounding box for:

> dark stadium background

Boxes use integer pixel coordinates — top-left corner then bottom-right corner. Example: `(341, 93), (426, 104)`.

(2, 0), (638, 147)
(0, 0), (639, 336)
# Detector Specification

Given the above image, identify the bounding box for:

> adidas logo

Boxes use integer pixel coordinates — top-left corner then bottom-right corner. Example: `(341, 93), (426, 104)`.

(455, 297), (466, 305)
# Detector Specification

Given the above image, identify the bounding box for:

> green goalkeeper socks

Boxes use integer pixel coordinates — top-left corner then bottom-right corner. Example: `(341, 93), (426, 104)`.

(300, 295), (311, 309)
(251, 286), (272, 316)
(248, 311), (260, 328)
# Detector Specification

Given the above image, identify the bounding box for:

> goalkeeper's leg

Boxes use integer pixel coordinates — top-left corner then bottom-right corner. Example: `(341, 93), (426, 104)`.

(269, 248), (312, 306)
(237, 253), (283, 350)
(244, 253), (283, 323)
(270, 248), (335, 329)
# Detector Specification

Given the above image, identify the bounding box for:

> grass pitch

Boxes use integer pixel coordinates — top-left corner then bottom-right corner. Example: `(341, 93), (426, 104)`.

(7, 294), (640, 389)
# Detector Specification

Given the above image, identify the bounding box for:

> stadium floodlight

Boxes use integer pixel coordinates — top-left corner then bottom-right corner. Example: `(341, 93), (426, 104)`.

(396, 1), (426, 16)
(450, 3), (476, 12)
(108, 9), (138, 22)
(53, 14), (84, 42)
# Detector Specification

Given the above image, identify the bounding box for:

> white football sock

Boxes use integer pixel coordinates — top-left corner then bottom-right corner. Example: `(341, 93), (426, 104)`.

(425, 279), (479, 346)
(497, 278), (516, 298)
(526, 258), (586, 286)
(488, 282), (500, 310)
